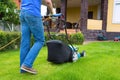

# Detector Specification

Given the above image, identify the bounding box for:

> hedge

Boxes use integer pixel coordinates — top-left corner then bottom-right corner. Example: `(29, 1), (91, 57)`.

(70, 32), (84, 45)
(0, 31), (84, 51)
(0, 31), (20, 51)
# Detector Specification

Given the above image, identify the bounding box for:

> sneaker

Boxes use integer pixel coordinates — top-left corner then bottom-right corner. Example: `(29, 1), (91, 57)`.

(21, 65), (37, 75)
(81, 51), (86, 57)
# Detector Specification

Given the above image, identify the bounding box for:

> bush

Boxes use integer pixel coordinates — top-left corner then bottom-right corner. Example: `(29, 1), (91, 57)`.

(44, 32), (84, 45)
(0, 31), (20, 51)
(0, 31), (84, 51)
(70, 32), (84, 45)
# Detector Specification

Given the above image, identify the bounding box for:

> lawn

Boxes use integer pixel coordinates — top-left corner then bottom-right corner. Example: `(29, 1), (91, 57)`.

(0, 41), (120, 80)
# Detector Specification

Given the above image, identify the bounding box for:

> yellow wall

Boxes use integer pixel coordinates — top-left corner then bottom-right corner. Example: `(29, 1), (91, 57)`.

(67, 7), (80, 23)
(67, 6), (98, 23)
(107, 0), (120, 32)
(87, 19), (102, 30)
(67, 6), (100, 30)
(88, 5), (98, 19)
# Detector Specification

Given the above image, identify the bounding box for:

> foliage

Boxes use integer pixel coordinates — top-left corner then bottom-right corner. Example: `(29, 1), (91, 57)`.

(45, 32), (84, 45)
(0, 31), (20, 51)
(0, 31), (84, 51)
(46, 32), (68, 43)
(0, 0), (20, 31)
(70, 32), (84, 45)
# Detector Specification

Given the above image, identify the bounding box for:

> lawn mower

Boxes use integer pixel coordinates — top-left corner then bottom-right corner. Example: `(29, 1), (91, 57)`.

(43, 13), (85, 64)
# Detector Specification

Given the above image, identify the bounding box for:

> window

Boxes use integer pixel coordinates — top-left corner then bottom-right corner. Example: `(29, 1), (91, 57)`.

(88, 11), (93, 19)
(112, 0), (120, 24)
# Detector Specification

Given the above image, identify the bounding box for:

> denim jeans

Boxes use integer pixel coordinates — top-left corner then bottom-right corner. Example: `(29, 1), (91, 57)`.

(19, 10), (45, 72)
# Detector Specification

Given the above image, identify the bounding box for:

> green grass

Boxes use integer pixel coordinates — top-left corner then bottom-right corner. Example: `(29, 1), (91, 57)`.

(0, 41), (120, 80)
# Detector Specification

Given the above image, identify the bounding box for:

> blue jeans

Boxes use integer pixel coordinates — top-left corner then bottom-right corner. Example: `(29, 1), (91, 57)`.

(19, 10), (45, 72)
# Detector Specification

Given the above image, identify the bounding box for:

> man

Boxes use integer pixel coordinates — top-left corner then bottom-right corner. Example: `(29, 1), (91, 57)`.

(19, 0), (53, 74)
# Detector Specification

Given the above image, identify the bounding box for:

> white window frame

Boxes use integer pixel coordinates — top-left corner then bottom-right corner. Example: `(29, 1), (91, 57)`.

(112, 0), (120, 24)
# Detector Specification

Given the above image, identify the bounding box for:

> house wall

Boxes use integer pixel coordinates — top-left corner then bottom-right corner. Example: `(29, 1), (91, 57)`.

(67, 6), (101, 30)
(107, 0), (120, 32)
(67, 7), (80, 23)
(67, 5), (98, 22)
(87, 19), (102, 30)
(88, 5), (98, 19)
(13, 0), (20, 9)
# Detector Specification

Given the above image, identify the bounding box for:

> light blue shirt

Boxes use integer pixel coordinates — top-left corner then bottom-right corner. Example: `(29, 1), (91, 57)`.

(21, 0), (41, 16)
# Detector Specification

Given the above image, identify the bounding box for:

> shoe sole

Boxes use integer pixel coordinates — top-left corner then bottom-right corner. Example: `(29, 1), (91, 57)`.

(21, 67), (37, 75)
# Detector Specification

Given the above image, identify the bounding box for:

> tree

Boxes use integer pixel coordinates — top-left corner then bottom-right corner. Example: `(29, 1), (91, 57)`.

(0, 0), (20, 31)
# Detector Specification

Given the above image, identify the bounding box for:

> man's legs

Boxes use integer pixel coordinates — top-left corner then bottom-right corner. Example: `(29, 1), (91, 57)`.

(20, 11), (31, 73)
(21, 13), (45, 73)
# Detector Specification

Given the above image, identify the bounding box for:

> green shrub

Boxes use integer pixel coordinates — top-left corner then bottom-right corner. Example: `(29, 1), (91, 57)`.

(0, 31), (7, 51)
(0, 31), (20, 51)
(70, 32), (84, 45)
(0, 31), (84, 51)
(44, 32), (84, 45)
(44, 32), (69, 44)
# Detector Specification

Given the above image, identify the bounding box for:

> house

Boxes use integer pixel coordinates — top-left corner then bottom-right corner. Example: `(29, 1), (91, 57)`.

(14, 0), (120, 40)
(52, 0), (120, 40)
(13, 0), (21, 9)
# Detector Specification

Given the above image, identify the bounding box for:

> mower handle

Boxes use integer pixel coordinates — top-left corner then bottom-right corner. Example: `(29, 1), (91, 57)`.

(42, 13), (62, 18)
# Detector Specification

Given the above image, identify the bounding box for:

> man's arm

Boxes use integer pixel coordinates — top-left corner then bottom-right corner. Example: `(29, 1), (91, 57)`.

(45, 0), (54, 14)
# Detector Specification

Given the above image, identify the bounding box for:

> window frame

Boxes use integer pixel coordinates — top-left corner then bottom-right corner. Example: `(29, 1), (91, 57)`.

(112, 0), (120, 24)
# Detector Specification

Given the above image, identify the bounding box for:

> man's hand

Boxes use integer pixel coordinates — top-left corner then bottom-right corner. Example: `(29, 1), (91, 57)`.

(45, 0), (54, 14)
